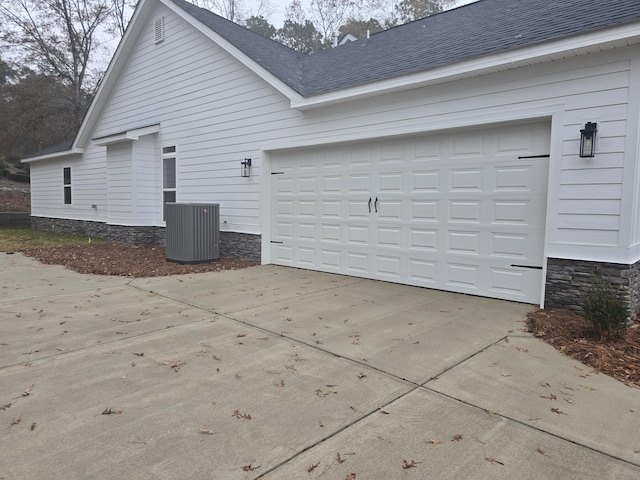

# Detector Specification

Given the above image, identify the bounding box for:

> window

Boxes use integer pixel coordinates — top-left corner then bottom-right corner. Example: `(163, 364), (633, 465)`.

(63, 167), (71, 204)
(162, 146), (176, 220)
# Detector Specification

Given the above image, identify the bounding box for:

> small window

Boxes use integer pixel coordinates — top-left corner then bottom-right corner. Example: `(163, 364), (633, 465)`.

(63, 167), (71, 205)
(162, 146), (176, 220)
(154, 17), (164, 43)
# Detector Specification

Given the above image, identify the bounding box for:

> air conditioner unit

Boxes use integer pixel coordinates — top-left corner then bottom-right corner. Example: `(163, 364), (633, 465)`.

(165, 203), (220, 263)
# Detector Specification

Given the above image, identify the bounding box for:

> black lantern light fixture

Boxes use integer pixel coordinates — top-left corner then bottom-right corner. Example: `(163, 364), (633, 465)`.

(241, 158), (252, 177)
(579, 122), (597, 158)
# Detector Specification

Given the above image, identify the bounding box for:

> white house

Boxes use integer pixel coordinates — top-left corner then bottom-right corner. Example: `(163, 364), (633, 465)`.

(24, 0), (640, 313)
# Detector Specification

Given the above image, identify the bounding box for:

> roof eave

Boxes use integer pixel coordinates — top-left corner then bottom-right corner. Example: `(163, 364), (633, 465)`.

(22, 148), (85, 164)
(292, 22), (640, 111)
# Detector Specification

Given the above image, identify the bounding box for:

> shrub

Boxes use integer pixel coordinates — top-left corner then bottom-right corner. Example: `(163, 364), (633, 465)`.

(582, 275), (629, 340)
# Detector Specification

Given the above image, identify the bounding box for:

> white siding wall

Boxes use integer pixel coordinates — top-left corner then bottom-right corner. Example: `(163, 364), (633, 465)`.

(132, 134), (159, 224)
(29, 2), (640, 265)
(106, 142), (133, 223)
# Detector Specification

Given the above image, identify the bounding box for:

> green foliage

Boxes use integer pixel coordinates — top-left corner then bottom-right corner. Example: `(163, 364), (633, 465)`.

(244, 15), (277, 39)
(582, 275), (629, 340)
(0, 229), (103, 251)
(277, 19), (327, 54)
(338, 17), (383, 40)
(395, 0), (454, 23)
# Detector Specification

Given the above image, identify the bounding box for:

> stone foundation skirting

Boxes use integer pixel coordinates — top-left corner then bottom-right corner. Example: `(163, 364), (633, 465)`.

(544, 258), (640, 317)
(31, 217), (262, 263)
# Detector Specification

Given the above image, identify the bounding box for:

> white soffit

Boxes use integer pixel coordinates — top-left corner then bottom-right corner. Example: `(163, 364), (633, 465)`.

(93, 124), (161, 146)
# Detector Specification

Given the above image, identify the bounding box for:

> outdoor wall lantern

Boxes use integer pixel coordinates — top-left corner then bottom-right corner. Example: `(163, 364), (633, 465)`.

(580, 122), (597, 158)
(241, 158), (252, 177)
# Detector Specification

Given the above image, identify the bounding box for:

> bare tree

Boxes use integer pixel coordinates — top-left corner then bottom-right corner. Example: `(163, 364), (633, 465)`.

(309, 0), (354, 42)
(189, 0), (273, 23)
(0, 0), (115, 129)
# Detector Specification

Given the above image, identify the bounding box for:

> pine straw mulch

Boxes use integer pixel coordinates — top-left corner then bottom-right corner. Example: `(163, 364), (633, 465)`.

(20, 243), (257, 277)
(526, 309), (640, 388)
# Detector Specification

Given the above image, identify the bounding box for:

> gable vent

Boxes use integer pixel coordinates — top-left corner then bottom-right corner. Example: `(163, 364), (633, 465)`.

(154, 17), (164, 44)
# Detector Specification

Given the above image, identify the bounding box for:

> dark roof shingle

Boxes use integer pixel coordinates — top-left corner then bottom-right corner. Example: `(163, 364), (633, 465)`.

(171, 0), (640, 97)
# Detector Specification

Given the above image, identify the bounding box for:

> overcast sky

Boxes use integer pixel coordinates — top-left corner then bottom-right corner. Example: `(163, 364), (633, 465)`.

(267, 0), (479, 28)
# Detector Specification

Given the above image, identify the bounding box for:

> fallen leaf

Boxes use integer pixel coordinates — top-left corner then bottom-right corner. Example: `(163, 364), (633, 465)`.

(485, 457), (504, 465)
(10, 415), (20, 426)
(517, 347), (529, 352)
(537, 447), (549, 457)
(21, 385), (34, 397)
(30, 422), (37, 431)
(0, 403), (11, 411)
(232, 409), (252, 420)
(551, 408), (567, 415)
(346, 474), (356, 480)
(241, 464), (260, 472)
(376, 435), (391, 443)
(452, 434), (463, 441)
(539, 394), (557, 400)
(424, 439), (441, 445)
(102, 408), (123, 415)
(402, 459), (422, 469)
(308, 462), (320, 472)
(133, 352), (144, 356)
(274, 379), (285, 387)
(336, 452), (345, 464)
(357, 372), (366, 379)
(199, 428), (216, 435)
(350, 406), (361, 414)
(581, 385), (597, 391)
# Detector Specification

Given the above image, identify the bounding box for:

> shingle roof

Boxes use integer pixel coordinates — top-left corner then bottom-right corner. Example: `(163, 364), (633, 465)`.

(23, 139), (74, 159)
(171, 0), (640, 97)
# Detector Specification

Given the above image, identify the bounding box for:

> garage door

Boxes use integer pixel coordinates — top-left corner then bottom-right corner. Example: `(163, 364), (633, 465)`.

(270, 121), (550, 303)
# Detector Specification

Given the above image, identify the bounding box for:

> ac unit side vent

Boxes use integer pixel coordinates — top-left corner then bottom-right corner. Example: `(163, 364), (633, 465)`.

(166, 203), (220, 264)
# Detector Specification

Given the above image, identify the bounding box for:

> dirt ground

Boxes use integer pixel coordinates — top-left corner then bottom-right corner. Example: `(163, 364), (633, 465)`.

(20, 243), (257, 277)
(527, 310), (640, 388)
(1, 183), (638, 389)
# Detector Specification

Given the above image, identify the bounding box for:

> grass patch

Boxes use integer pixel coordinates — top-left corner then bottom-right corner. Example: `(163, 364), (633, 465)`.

(0, 228), (103, 251)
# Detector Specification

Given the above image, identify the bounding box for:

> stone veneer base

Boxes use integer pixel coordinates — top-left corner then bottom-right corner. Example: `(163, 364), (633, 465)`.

(31, 217), (261, 263)
(544, 258), (640, 318)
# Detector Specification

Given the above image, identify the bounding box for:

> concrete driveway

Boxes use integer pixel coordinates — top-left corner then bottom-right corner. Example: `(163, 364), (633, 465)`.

(1, 252), (639, 479)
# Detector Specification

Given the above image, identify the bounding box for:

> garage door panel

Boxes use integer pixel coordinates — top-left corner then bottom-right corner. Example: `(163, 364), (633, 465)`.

(411, 201), (439, 221)
(410, 228), (438, 251)
(450, 168), (483, 191)
(449, 200), (482, 223)
(271, 121), (550, 304)
(412, 171), (440, 191)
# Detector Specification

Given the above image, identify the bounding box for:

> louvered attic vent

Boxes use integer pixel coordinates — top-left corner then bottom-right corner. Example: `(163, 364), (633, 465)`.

(154, 17), (164, 43)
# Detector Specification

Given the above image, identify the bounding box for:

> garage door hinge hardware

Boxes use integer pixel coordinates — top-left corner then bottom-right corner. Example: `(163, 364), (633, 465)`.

(511, 264), (543, 270)
(517, 154), (550, 159)
(271, 171), (285, 175)
(271, 240), (284, 244)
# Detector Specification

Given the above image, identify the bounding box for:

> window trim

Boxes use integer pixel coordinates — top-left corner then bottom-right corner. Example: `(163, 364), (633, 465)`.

(161, 145), (177, 221)
(63, 167), (72, 205)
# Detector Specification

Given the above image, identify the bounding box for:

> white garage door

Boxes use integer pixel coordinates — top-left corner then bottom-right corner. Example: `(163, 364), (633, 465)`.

(270, 121), (550, 304)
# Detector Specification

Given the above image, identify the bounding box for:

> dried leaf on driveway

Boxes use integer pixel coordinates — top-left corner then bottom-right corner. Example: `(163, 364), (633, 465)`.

(485, 457), (505, 465)
(199, 428), (216, 435)
(0, 403), (11, 411)
(241, 464), (260, 471)
(102, 408), (123, 415)
(232, 410), (252, 420)
(402, 460), (422, 469)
